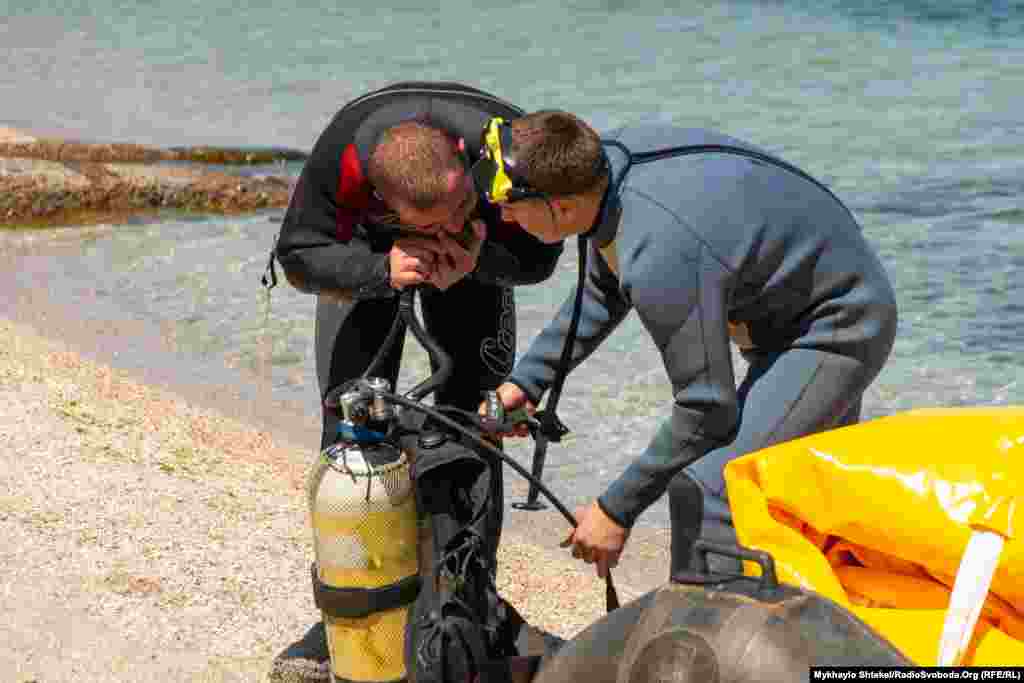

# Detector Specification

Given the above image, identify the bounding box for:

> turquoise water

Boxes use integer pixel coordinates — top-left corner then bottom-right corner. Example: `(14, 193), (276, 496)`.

(1, 0), (1022, 527)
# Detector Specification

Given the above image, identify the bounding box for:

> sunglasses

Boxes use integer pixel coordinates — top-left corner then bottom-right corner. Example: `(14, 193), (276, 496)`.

(470, 117), (547, 204)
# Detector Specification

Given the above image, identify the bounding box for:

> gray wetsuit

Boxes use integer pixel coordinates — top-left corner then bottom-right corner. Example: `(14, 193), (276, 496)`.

(508, 124), (898, 569)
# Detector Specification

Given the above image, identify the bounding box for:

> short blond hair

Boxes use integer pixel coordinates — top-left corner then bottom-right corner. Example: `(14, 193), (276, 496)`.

(367, 121), (462, 209)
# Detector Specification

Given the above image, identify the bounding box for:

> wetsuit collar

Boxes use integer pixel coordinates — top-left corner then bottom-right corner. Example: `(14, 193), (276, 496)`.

(582, 143), (628, 247)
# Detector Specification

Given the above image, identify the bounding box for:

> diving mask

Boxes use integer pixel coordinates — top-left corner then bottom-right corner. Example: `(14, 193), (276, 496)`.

(471, 117), (546, 204)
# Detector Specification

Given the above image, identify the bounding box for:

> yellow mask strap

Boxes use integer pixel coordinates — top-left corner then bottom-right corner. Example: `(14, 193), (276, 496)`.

(482, 117), (514, 202)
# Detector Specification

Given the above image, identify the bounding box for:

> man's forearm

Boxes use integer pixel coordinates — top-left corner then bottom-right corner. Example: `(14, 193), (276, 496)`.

(597, 420), (719, 529)
(276, 231), (394, 300)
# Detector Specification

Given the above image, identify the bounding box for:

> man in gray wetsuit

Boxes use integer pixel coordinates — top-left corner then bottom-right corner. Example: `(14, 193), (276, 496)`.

(489, 111), (898, 579)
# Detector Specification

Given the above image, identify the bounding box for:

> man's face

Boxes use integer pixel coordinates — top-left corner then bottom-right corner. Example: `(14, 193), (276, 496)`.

(389, 169), (477, 236)
(498, 198), (566, 244)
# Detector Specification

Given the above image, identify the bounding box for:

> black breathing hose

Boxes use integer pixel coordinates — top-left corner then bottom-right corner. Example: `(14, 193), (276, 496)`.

(543, 234), (588, 425)
(515, 234), (589, 511)
(399, 288), (455, 402)
(352, 286), (454, 399)
(359, 291), (408, 380)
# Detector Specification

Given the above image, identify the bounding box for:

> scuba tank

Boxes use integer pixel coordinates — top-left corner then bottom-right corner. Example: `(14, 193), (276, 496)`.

(308, 377), (420, 683)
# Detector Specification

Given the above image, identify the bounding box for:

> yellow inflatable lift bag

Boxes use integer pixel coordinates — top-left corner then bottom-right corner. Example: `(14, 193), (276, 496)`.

(723, 406), (1024, 666)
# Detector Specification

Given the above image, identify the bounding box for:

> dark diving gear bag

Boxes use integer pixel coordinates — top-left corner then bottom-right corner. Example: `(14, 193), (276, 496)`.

(395, 413), (525, 683)
(532, 541), (913, 683)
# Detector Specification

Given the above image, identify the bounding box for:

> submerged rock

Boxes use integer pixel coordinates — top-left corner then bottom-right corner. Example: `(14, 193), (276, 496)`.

(0, 137), (307, 166)
(0, 135), (304, 228)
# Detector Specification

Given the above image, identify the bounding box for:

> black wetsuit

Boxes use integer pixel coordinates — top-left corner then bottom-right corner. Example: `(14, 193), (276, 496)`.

(508, 124), (898, 570)
(275, 82), (564, 449)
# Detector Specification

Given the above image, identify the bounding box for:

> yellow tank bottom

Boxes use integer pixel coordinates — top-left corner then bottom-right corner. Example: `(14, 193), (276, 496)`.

(314, 498), (419, 683)
(324, 608), (410, 683)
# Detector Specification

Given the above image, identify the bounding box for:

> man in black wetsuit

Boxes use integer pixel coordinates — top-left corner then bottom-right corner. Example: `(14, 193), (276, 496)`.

(271, 83), (564, 682)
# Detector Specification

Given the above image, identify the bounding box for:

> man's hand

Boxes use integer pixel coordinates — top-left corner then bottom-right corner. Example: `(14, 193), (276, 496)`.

(389, 236), (442, 290)
(561, 501), (630, 579)
(427, 220), (486, 291)
(478, 382), (536, 438)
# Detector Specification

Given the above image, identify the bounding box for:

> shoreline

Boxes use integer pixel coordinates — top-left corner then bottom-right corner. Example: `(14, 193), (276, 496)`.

(1, 314), (668, 682)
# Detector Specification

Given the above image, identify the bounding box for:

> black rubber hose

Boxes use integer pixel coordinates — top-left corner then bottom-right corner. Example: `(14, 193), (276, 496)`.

(544, 233), (588, 422)
(518, 233), (588, 509)
(401, 288), (455, 402)
(359, 291), (408, 380)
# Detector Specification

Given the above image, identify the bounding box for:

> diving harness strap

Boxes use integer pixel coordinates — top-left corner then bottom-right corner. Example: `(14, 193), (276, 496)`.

(312, 569), (422, 619)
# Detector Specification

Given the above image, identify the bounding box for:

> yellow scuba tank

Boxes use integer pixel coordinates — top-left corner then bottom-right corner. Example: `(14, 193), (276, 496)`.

(308, 378), (419, 683)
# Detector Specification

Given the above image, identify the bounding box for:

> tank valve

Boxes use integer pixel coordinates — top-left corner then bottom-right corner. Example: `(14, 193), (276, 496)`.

(336, 378), (397, 444)
(339, 388), (371, 426)
(364, 377), (395, 423)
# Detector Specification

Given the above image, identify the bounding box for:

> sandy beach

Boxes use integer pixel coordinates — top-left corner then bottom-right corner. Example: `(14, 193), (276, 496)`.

(0, 313), (669, 683)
